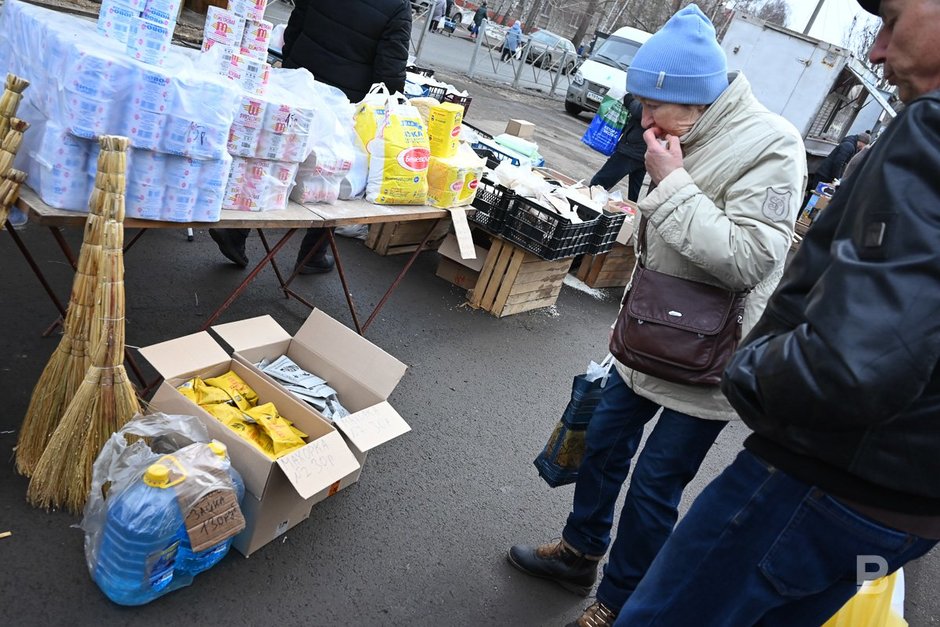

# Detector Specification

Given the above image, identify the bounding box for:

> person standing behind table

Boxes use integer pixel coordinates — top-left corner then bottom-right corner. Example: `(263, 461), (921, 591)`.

(471, 2), (487, 38)
(589, 92), (646, 202)
(501, 21), (522, 62)
(807, 131), (871, 195)
(611, 0), (940, 625)
(208, 0), (411, 275)
(506, 5), (806, 627)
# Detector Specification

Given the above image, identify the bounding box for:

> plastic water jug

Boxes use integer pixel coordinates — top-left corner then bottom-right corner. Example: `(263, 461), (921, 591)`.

(175, 441), (245, 576)
(92, 463), (186, 606)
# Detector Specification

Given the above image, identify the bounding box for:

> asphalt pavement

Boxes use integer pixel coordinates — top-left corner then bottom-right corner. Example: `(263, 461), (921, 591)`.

(1, 42), (938, 627)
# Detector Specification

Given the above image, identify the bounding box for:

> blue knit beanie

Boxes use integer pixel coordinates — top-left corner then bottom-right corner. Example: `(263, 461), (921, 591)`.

(626, 4), (728, 105)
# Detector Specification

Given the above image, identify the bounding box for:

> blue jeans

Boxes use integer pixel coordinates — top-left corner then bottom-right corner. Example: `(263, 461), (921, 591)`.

(615, 449), (938, 626)
(561, 370), (727, 612)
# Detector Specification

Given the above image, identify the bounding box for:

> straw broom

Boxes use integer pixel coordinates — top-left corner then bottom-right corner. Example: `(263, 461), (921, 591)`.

(0, 168), (26, 227)
(28, 137), (140, 512)
(15, 138), (119, 478)
(0, 118), (29, 175)
(14, 144), (112, 476)
(0, 74), (29, 141)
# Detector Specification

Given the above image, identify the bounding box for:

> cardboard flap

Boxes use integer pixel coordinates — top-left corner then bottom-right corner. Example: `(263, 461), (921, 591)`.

(438, 234), (486, 272)
(447, 208), (476, 260)
(275, 431), (360, 500)
(139, 331), (230, 379)
(295, 310), (407, 399)
(212, 315), (292, 353)
(334, 401), (411, 453)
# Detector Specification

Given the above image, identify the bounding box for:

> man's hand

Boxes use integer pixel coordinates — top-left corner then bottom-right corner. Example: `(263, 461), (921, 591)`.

(643, 127), (684, 185)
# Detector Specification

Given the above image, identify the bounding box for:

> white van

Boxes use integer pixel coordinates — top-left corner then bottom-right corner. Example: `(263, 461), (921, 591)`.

(565, 26), (653, 115)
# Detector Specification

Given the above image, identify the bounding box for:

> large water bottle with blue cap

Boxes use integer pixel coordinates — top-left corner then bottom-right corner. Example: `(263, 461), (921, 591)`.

(175, 441), (245, 576)
(92, 463), (186, 606)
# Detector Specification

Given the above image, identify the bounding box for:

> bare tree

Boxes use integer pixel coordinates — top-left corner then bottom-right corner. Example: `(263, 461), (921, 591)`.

(843, 14), (889, 89)
(571, 0), (599, 47)
(731, 0), (790, 27)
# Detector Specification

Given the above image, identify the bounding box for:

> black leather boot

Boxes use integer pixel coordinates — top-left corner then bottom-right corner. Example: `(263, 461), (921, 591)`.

(507, 539), (601, 597)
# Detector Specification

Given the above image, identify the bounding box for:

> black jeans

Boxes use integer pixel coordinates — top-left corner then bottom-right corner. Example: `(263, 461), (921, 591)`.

(590, 152), (646, 202)
(229, 227), (328, 264)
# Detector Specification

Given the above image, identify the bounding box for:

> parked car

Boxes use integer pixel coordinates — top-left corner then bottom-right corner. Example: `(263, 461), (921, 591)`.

(523, 30), (578, 75)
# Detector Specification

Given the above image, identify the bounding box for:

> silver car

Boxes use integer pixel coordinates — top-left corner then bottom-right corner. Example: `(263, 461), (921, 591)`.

(523, 30), (578, 75)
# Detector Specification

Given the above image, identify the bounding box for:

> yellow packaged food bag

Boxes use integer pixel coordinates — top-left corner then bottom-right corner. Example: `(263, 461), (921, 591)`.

(244, 402), (307, 458)
(353, 84), (392, 168)
(177, 377), (233, 407)
(204, 371), (259, 411)
(203, 403), (277, 459)
(408, 97), (440, 127)
(427, 102), (464, 159)
(366, 99), (430, 205)
(426, 144), (486, 209)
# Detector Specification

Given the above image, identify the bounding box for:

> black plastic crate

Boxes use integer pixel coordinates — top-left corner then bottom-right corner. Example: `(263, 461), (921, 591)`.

(407, 65), (435, 78)
(470, 176), (514, 235)
(462, 122), (493, 141)
(472, 146), (501, 170)
(503, 196), (601, 261)
(423, 84), (447, 101)
(443, 92), (472, 116)
(588, 209), (628, 255)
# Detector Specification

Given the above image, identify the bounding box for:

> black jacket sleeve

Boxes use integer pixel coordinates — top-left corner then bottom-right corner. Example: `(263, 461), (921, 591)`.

(282, 0), (308, 60)
(373, 4), (412, 94)
(722, 97), (940, 430)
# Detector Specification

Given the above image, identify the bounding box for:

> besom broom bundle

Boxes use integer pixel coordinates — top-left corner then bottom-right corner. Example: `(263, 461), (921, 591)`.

(26, 137), (141, 513)
(0, 73), (29, 142)
(0, 168), (27, 227)
(13, 143), (117, 476)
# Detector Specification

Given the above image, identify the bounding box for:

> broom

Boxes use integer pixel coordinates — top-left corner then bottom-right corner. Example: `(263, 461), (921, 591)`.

(0, 168), (26, 227)
(0, 118), (29, 175)
(15, 138), (117, 478)
(0, 74), (29, 141)
(28, 137), (140, 512)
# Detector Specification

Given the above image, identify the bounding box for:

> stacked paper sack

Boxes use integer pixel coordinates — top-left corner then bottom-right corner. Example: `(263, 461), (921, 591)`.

(0, 0), (355, 220)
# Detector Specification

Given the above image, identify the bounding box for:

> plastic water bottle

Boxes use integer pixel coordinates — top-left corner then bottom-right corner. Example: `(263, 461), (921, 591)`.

(175, 441), (245, 576)
(92, 463), (186, 606)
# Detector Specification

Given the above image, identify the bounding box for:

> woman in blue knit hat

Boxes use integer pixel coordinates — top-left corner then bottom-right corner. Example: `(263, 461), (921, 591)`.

(508, 5), (807, 626)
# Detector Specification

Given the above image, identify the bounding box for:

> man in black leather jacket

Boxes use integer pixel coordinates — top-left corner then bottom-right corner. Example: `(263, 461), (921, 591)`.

(588, 93), (646, 201)
(611, 1), (940, 625)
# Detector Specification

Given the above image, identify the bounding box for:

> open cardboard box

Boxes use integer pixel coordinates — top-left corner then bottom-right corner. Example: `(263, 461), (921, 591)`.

(211, 309), (411, 492)
(141, 330), (362, 557)
(436, 233), (487, 289)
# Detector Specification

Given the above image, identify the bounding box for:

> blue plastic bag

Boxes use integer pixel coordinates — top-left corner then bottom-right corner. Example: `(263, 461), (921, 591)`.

(581, 95), (628, 156)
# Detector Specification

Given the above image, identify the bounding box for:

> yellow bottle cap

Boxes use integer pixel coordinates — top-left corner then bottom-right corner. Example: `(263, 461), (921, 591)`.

(143, 464), (170, 488)
(208, 441), (228, 459)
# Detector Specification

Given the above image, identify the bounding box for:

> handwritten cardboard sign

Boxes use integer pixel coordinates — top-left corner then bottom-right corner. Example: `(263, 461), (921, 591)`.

(184, 489), (246, 553)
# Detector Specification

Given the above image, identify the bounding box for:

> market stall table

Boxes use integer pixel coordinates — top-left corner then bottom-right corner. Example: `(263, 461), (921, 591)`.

(10, 185), (449, 347)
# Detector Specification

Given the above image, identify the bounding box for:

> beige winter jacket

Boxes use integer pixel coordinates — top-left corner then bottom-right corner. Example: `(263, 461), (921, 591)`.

(615, 72), (807, 421)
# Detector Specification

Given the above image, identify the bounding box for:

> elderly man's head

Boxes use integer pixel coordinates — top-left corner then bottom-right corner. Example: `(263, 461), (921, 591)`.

(864, 0), (940, 102)
(626, 4), (728, 136)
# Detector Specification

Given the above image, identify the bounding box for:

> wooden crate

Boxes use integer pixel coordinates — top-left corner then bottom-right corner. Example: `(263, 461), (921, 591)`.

(468, 237), (572, 317)
(576, 242), (637, 289)
(364, 219), (451, 256)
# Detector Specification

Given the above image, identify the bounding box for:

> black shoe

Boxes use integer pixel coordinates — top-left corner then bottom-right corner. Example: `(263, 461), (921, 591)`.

(566, 601), (618, 627)
(507, 539), (601, 597)
(209, 229), (248, 268)
(296, 250), (335, 275)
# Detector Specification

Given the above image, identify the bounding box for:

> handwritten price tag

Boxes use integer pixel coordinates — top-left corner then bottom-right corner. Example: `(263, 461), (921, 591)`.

(333, 402), (411, 452)
(184, 489), (246, 553)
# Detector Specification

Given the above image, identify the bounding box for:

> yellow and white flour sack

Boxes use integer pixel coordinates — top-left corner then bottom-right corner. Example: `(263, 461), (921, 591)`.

(427, 102), (464, 159)
(427, 143), (486, 208)
(366, 99), (430, 205)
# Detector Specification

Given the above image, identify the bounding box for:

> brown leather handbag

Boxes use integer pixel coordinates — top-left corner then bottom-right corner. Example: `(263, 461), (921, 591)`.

(610, 218), (747, 386)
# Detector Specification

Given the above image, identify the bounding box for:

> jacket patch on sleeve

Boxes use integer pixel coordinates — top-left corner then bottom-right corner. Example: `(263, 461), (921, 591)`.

(761, 188), (792, 222)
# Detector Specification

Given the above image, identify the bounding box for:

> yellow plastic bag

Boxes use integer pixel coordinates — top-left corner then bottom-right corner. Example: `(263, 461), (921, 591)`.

(244, 402), (307, 458)
(365, 98), (430, 205)
(204, 371), (259, 411)
(177, 377), (232, 407)
(823, 571), (906, 627)
(353, 84), (391, 161)
(203, 402), (277, 459)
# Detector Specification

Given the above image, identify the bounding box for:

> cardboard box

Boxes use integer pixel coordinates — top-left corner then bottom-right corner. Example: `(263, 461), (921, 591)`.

(211, 310), (411, 492)
(435, 233), (487, 289)
(505, 118), (535, 140)
(141, 328), (363, 557)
